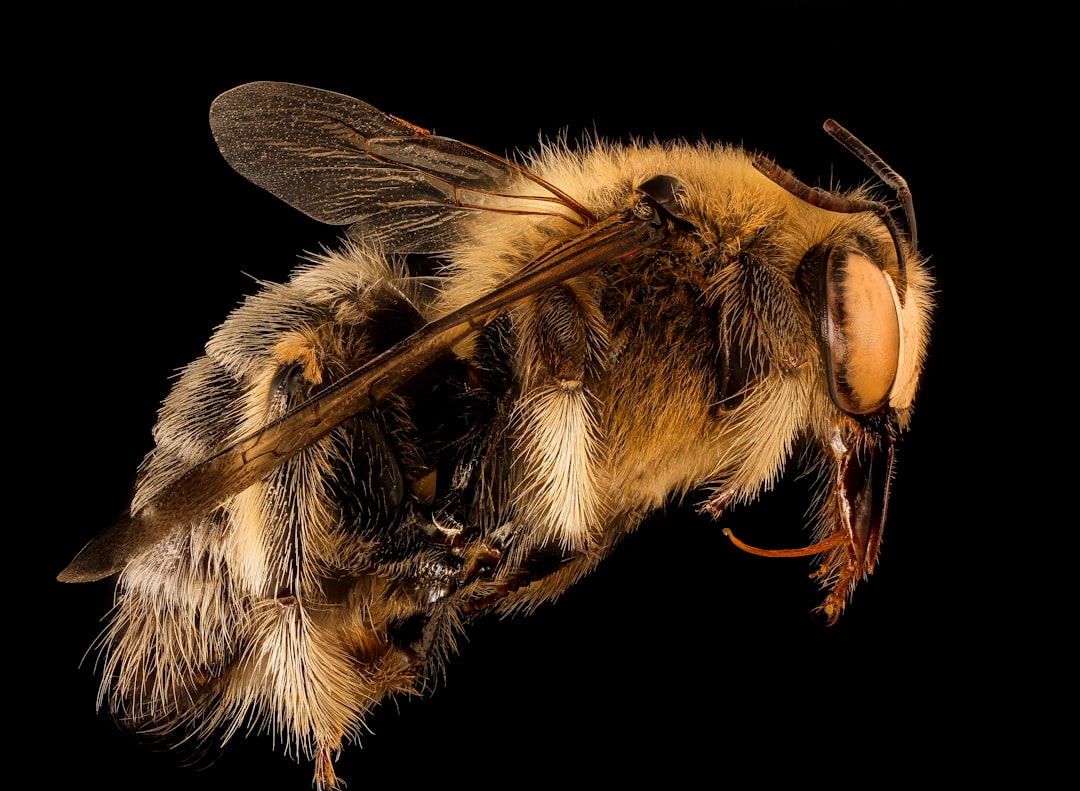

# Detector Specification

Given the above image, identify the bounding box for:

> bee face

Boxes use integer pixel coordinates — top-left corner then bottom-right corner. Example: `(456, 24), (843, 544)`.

(59, 83), (932, 789)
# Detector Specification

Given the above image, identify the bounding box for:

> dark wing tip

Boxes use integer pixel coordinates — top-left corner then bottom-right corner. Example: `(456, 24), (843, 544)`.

(56, 511), (144, 583)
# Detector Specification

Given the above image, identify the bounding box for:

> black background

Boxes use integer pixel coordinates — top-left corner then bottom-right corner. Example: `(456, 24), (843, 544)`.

(28, 9), (1038, 789)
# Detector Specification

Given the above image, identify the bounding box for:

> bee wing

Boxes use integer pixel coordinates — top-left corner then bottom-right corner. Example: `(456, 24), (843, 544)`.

(209, 81), (593, 252)
(58, 181), (677, 583)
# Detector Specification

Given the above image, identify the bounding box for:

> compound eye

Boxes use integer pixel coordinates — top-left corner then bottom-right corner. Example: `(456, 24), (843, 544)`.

(823, 245), (901, 415)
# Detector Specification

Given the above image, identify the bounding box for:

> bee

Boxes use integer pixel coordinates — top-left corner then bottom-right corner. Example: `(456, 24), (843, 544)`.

(59, 82), (932, 789)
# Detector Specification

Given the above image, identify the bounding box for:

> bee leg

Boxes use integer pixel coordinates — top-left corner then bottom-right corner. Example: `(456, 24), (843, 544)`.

(512, 282), (608, 558)
(813, 435), (892, 623)
(314, 746), (341, 791)
(453, 534), (504, 585)
(701, 489), (735, 517)
(812, 553), (859, 625)
(530, 283), (593, 389)
(458, 552), (570, 617)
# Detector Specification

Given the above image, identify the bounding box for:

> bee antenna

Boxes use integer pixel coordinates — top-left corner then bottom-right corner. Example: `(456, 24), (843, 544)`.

(752, 138), (912, 298)
(823, 119), (917, 251)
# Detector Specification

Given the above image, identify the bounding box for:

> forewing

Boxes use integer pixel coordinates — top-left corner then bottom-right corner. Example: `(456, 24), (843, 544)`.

(209, 82), (590, 252)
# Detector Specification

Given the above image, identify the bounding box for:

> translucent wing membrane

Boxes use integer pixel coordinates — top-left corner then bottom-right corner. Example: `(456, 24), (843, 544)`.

(210, 82), (593, 252)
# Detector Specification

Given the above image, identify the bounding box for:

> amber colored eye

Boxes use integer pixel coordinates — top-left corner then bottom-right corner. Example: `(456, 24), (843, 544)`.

(822, 245), (901, 415)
